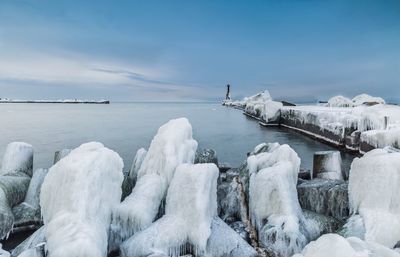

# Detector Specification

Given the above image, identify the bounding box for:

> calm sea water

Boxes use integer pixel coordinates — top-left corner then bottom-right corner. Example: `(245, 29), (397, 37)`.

(0, 102), (355, 172)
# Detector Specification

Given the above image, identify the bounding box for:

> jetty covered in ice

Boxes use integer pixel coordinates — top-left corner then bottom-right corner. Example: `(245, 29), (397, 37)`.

(1, 115), (400, 257)
(224, 90), (400, 154)
(0, 99), (110, 104)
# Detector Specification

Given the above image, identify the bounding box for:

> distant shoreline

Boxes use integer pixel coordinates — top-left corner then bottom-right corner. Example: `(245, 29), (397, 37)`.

(0, 100), (110, 104)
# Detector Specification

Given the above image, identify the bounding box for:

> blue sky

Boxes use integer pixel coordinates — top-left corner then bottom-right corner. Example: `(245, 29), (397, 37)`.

(0, 0), (399, 102)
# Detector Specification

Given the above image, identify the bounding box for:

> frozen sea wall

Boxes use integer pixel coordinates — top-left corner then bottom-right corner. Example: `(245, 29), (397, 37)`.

(223, 90), (400, 153)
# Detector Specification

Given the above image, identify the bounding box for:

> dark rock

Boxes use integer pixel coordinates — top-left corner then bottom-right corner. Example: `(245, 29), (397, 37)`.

(194, 149), (218, 166)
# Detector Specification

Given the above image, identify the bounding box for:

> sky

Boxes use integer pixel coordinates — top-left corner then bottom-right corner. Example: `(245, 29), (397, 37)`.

(0, 0), (399, 103)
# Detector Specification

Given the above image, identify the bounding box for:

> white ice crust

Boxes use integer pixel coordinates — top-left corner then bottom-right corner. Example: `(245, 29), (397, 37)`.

(109, 118), (198, 251)
(40, 142), (124, 257)
(121, 163), (219, 257)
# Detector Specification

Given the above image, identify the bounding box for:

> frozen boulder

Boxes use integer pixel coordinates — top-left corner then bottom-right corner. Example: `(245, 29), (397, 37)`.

(12, 168), (48, 231)
(303, 210), (343, 237)
(207, 218), (257, 257)
(262, 100), (283, 123)
(120, 163), (219, 257)
(352, 93), (385, 106)
(312, 151), (343, 180)
(53, 149), (71, 164)
(346, 148), (400, 248)
(40, 142), (124, 257)
(110, 118), (198, 251)
(293, 233), (400, 257)
(194, 148), (218, 166)
(128, 148), (147, 185)
(1, 142), (33, 176)
(217, 168), (242, 223)
(0, 173), (31, 239)
(297, 178), (349, 220)
(326, 95), (354, 107)
(247, 143), (311, 257)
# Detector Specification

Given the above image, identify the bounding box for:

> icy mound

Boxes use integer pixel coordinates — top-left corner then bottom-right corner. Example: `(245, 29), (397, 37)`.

(293, 233), (400, 257)
(347, 148), (400, 247)
(263, 100), (283, 122)
(24, 168), (48, 209)
(40, 142), (124, 257)
(120, 163), (219, 257)
(326, 95), (353, 107)
(352, 93), (385, 106)
(0, 142), (33, 176)
(247, 143), (311, 257)
(110, 118), (198, 251)
(128, 148), (147, 183)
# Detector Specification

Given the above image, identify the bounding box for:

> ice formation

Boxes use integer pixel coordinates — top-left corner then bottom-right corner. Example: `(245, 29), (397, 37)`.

(120, 163), (218, 257)
(352, 93), (385, 106)
(53, 149), (71, 164)
(0, 172), (31, 239)
(40, 142), (124, 257)
(326, 95), (354, 107)
(0, 244), (9, 257)
(128, 148), (147, 182)
(247, 143), (311, 257)
(347, 148), (400, 248)
(293, 234), (400, 257)
(0, 142), (33, 176)
(263, 100), (283, 122)
(110, 118), (198, 251)
(24, 168), (48, 209)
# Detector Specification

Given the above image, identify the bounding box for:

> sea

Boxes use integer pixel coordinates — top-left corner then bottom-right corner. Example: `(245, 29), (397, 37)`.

(0, 102), (356, 172)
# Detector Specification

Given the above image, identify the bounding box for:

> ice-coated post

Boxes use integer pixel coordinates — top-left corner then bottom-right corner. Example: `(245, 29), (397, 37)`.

(313, 151), (343, 180)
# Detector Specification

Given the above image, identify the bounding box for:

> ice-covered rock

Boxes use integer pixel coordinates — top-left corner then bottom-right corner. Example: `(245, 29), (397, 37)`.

(12, 168), (48, 231)
(247, 143), (311, 257)
(293, 233), (400, 257)
(53, 149), (71, 164)
(352, 93), (385, 106)
(297, 178), (349, 220)
(0, 173), (31, 239)
(303, 210), (343, 237)
(207, 217), (257, 257)
(262, 100), (283, 123)
(110, 118), (198, 251)
(120, 163), (219, 257)
(128, 148), (147, 184)
(40, 142), (124, 257)
(326, 95), (354, 107)
(217, 168), (242, 223)
(346, 148), (400, 248)
(312, 151), (343, 180)
(194, 148), (218, 166)
(0, 142), (33, 176)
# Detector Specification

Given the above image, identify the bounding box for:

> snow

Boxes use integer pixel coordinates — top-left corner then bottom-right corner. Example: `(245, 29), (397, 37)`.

(120, 163), (219, 257)
(110, 118), (198, 251)
(40, 142), (124, 257)
(293, 234), (400, 257)
(0, 142), (33, 176)
(247, 143), (310, 257)
(352, 93), (385, 106)
(326, 95), (354, 107)
(347, 148), (400, 247)
(128, 148), (147, 181)
(361, 128), (400, 149)
(24, 168), (48, 209)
